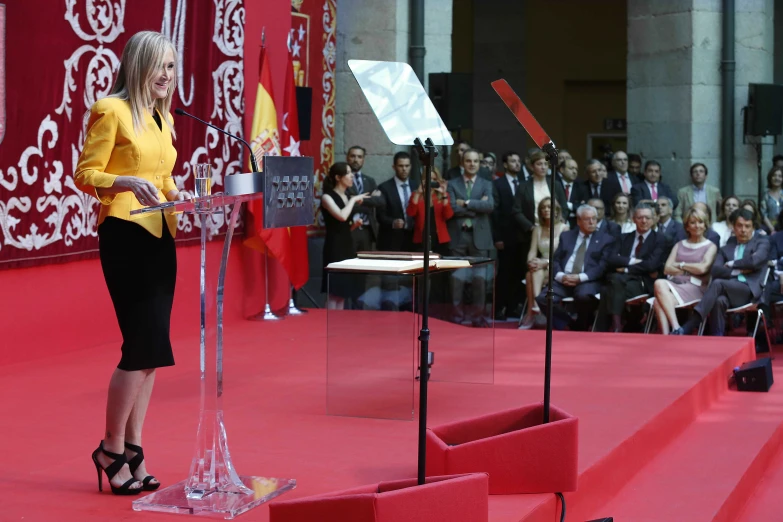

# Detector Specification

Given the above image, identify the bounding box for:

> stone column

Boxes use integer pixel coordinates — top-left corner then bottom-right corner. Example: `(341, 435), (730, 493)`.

(334, 0), (453, 182)
(627, 0), (773, 201)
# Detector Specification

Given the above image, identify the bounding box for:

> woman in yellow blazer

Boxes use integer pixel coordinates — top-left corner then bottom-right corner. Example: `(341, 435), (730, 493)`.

(75, 31), (187, 496)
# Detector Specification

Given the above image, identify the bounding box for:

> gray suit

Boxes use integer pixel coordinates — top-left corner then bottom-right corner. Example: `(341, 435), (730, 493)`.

(674, 184), (722, 222)
(695, 234), (770, 335)
(447, 175), (494, 255)
(447, 174), (494, 325)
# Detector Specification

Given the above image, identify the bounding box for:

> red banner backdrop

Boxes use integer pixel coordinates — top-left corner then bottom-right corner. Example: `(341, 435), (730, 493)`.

(0, 1), (255, 269)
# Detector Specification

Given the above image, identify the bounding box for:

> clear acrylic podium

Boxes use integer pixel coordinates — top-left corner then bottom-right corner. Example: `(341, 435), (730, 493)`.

(129, 183), (296, 518)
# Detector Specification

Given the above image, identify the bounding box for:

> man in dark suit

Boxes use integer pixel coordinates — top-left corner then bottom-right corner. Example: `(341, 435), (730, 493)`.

(630, 160), (679, 210)
(445, 141), (493, 181)
(535, 204), (614, 331)
(559, 158), (589, 228)
(607, 151), (635, 197)
(628, 153), (644, 183)
(448, 149), (495, 325)
(587, 197), (621, 238)
(582, 159), (615, 211)
(377, 151), (417, 252)
(656, 196), (687, 257)
(346, 145), (383, 251)
(598, 205), (667, 332)
(675, 209), (771, 336)
(492, 150), (525, 319)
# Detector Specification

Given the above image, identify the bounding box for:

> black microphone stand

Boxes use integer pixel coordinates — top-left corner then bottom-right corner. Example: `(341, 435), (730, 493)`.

(541, 141), (559, 424)
(413, 137), (437, 485)
(174, 108), (260, 173)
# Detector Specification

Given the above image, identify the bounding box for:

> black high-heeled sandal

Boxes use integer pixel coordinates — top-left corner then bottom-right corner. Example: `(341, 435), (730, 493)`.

(91, 441), (142, 495)
(124, 442), (160, 491)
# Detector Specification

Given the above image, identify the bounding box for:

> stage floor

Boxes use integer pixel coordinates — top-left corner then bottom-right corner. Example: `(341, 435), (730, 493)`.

(0, 310), (761, 521)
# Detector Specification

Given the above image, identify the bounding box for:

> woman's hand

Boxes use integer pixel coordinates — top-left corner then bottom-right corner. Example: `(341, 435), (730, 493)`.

(350, 218), (363, 231)
(116, 176), (160, 207)
(351, 192), (370, 205)
(528, 259), (540, 271)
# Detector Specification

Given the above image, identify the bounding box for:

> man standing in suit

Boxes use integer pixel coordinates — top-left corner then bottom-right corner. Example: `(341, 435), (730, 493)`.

(492, 150), (525, 320)
(674, 209), (771, 336)
(449, 149), (495, 324)
(656, 196), (687, 257)
(588, 197), (621, 238)
(598, 205), (667, 332)
(535, 204), (614, 330)
(608, 151), (634, 197)
(628, 153), (644, 183)
(560, 158), (588, 228)
(631, 160), (679, 210)
(583, 159), (615, 210)
(377, 151), (417, 252)
(674, 163), (722, 222)
(346, 145), (383, 251)
(445, 141), (492, 181)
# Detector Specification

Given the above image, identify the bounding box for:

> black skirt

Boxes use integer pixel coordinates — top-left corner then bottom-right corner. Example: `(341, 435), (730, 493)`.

(98, 217), (177, 371)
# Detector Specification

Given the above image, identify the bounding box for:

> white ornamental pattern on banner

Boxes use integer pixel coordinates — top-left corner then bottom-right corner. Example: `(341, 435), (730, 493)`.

(0, 0), (245, 258)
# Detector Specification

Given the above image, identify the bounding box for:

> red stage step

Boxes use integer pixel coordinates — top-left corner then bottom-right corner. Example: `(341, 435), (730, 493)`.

(583, 378), (783, 522)
(735, 439), (783, 521)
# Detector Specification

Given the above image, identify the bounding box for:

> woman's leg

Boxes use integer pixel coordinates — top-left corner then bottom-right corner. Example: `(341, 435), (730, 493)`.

(98, 368), (148, 489)
(531, 268), (545, 312)
(124, 369), (157, 484)
(655, 280), (681, 330)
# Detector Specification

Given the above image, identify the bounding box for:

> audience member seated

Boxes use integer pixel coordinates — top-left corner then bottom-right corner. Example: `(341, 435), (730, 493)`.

(674, 209), (770, 336)
(608, 192), (635, 233)
(691, 201), (722, 246)
(760, 165), (783, 232)
(535, 205), (614, 331)
(519, 198), (569, 329)
(597, 204), (667, 332)
(711, 195), (740, 247)
(406, 166), (454, 256)
(630, 160), (679, 209)
(652, 207), (718, 334)
(587, 197), (621, 238)
(742, 198), (770, 236)
(759, 226), (783, 342)
(656, 196), (687, 257)
(628, 153), (644, 183)
(674, 163), (722, 222)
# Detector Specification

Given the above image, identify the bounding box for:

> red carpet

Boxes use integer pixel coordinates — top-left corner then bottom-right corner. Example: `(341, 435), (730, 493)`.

(3, 245), (783, 521)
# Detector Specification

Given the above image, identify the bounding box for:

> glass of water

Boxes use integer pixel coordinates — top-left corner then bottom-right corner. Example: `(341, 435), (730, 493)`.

(194, 163), (212, 199)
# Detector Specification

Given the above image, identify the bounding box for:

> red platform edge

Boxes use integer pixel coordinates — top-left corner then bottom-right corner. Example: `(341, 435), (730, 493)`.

(426, 403), (578, 494)
(268, 473), (489, 522)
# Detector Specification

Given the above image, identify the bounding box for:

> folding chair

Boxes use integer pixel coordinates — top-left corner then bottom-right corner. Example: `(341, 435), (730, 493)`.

(644, 297), (701, 334)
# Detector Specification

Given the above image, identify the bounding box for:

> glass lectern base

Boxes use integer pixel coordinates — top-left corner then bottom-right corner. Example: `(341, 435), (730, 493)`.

(132, 476), (296, 519)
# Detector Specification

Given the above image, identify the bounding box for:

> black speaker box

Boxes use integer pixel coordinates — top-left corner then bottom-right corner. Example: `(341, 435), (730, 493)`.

(295, 86), (312, 141)
(734, 357), (774, 392)
(428, 72), (473, 130)
(746, 83), (783, 137)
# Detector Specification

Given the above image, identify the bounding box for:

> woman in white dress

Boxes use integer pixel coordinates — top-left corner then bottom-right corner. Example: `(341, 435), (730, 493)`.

(519, 197), (569, 329)
(711, 195), (740, 247)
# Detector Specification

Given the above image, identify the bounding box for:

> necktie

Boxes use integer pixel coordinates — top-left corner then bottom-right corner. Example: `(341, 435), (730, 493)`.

(565, 183), (571, 200)
(737, 243), (747, 283)
(512, 177), (519, 196)
(660, 221), (667, 234)
(650, 183), (658, 200)
(621, 175), (629, 193)
(402, 182), (411, 228)
(635, 234), (644, 257)
(593, 184), (600, 197)
(572, 235), (589, 274)
(465, 178), (474, 228)
(355, 173), (363, 193)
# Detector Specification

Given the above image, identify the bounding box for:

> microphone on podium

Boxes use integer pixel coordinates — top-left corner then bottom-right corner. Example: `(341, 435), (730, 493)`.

(174, 108), (260, 173)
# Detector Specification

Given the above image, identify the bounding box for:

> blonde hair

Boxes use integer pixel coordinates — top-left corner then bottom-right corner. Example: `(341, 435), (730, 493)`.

(683, 207), (708, 239)
(109, 31), (178, 137)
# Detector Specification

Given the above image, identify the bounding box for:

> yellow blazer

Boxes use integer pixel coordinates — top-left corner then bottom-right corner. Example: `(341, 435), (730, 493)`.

(75, 97), (178, 238)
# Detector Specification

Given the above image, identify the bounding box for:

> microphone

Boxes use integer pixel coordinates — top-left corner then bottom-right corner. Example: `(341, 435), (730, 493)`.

(174, 108), (259, 173)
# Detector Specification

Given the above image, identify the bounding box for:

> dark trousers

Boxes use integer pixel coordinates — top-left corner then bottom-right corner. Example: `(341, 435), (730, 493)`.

(695, 278), (753, 336)
(450, 230), (490, 321)
(352, 226), (374, 253)
(596, 273), (647, 330)
(536, 281), (598, 331)
(496, 241), (525, 315)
